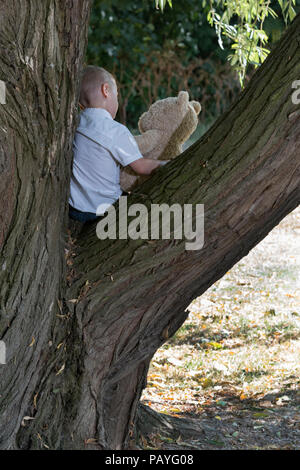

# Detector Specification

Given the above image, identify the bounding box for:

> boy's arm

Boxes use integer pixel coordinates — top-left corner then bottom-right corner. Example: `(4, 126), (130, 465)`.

(129, 159), (170, 175)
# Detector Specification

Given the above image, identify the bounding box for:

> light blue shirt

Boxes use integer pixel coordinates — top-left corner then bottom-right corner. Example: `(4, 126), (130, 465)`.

(69, 108), (143, 213)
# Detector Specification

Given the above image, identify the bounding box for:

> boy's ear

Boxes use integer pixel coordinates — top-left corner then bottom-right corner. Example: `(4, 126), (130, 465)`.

(102, 82), (110, 98)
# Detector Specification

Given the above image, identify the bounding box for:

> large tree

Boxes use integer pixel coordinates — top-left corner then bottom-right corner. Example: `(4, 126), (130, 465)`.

(0, 0), (299, 450)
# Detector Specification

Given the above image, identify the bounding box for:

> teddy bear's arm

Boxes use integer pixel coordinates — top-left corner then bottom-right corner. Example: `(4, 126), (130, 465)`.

(134, 129), (162, 156)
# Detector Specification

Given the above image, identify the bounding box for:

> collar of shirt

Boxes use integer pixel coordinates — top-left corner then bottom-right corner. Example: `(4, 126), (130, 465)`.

(82, 107), (113, 120)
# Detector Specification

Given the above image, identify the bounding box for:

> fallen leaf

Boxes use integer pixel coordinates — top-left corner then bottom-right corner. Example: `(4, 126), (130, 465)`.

(253, 412), (269, 418)
(216, 400), (227, 407)
(56, 364), (65, 376)
(84, 438), (98, 445)
(21, 416), (35, 427)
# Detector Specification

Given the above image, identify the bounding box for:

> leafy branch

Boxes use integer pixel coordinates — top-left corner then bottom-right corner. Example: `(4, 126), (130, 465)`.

(155, 0), (297, 86)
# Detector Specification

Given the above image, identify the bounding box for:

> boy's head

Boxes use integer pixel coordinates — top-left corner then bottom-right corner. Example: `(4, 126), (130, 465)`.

(79, 66), (118, 118)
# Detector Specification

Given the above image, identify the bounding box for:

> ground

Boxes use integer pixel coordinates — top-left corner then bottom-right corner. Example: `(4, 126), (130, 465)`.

(138, 207), (300, 450)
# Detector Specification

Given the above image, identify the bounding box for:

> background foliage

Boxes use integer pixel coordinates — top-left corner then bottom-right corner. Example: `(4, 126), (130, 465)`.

(86, 0), (300, 131)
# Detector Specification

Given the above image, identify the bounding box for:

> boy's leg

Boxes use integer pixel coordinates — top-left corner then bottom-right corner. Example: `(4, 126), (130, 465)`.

(69, 193), (129, 225)
(69, 204), (99, 223)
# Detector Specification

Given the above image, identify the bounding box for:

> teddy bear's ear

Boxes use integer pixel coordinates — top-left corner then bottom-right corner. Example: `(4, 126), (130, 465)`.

(191, 101), (201, 115)
(177, 91), (189, 107)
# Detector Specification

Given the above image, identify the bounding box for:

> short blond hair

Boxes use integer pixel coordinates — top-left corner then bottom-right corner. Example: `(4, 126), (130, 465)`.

(79, 66), (116, 108)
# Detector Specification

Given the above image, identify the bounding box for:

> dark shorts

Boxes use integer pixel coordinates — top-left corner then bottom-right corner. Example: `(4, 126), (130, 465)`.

(69, 191), (129, 223)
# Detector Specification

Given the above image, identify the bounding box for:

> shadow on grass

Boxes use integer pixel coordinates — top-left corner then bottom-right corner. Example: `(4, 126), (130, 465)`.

(137, 385), (300, 450)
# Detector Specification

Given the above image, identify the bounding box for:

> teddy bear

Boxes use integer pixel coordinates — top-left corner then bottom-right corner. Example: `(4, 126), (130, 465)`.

(120, 90), (201, 192)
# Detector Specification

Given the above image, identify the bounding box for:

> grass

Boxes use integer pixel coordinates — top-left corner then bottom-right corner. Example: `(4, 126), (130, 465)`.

(141, 207), (300, 425)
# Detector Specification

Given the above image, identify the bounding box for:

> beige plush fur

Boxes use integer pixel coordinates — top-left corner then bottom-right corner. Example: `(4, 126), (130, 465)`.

(120, 91), (201, 191)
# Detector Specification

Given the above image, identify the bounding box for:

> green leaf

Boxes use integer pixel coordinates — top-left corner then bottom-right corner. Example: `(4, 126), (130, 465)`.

(216, 400), (227, 406)
(288, 6), (296, 21)
(253, 412), (269, 418)
(155, 0), (172, 11)
(208, 439), (225, 446)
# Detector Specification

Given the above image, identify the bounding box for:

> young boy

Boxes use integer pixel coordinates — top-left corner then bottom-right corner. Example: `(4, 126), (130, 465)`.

(69, 65), (167, 223)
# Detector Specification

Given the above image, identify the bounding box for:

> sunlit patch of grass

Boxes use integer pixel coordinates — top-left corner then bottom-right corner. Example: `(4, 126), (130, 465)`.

(256, 265), (299, 281)
(263, 318), (299, 342)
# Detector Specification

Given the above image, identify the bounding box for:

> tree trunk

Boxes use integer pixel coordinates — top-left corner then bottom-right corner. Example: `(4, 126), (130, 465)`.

(1, 3), (300, 450)
(0, 0), (92, 449)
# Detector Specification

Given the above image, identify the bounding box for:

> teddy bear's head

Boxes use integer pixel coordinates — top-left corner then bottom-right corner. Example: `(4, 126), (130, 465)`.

(138, 91), (201, 136)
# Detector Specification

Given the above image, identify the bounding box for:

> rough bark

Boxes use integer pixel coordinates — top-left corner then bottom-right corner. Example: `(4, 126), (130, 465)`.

(0, 2), (300, 451)
(0, 0), (92, 449)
